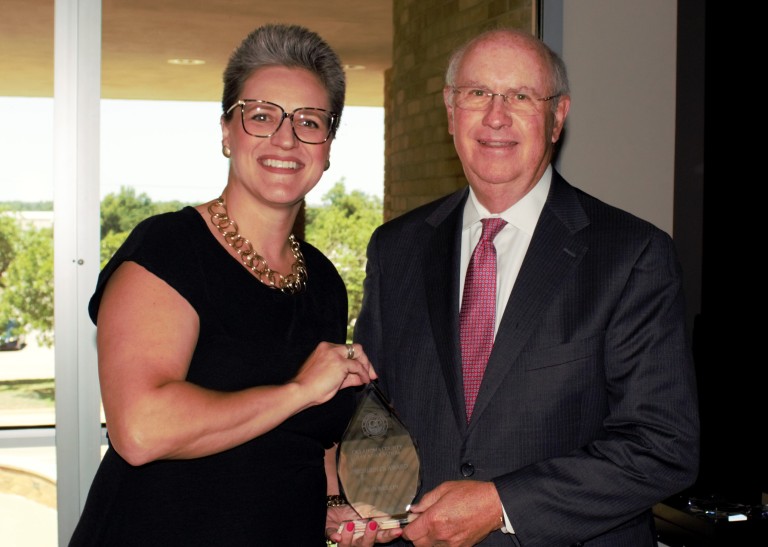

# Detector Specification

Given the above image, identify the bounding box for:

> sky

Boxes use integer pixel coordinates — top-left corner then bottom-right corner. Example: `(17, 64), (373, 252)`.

(0, 97), (384, 206)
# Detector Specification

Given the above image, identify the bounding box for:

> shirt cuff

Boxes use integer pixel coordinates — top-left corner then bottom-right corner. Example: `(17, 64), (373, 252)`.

(500, 504), (514, 534)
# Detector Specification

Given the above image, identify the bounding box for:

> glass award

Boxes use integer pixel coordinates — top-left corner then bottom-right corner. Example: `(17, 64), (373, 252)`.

(337, 381), (421, 533)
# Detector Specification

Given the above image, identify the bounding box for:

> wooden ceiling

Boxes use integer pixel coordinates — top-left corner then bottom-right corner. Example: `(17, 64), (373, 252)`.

(0, 0), (392, 106)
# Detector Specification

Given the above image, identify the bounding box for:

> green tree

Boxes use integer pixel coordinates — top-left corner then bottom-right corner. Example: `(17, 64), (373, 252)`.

(99, 186), (157, 237)
(0, 225), (54, 346)
(0, 213), (17, 286)
(305, 180), (382, 341)
(100, 230), (130, 269)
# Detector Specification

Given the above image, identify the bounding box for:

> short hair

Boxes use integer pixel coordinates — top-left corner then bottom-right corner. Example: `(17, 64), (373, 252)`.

(445, 28), (570, 106)
(221, 23), (346, 135)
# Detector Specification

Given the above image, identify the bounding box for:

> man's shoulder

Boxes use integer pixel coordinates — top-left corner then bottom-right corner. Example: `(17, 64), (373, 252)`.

(551, 174), (663, 236)
(379, 188), (467, 232)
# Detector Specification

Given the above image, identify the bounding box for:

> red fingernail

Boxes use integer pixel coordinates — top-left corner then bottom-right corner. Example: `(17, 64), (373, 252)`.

(368, 520), (378, 531)
(346, 521), (355, 532)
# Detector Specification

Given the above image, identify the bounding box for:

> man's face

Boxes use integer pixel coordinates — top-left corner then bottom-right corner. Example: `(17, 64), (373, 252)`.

(443, 34), (569, 199)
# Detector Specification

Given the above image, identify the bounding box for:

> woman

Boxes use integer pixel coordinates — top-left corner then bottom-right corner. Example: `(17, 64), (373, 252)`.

(69, 24), (392, 546)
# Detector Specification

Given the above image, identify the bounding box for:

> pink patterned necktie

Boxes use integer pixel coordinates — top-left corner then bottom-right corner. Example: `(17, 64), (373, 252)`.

(460, 217), (507, 421)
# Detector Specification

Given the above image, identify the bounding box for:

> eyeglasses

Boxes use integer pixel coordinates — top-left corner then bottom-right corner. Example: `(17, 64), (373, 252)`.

(226, 99), (337, 144)
(450, 86), (559, 116)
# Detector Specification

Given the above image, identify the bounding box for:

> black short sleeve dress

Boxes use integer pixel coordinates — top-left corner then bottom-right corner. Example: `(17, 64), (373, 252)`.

(69, 207), (354, 547)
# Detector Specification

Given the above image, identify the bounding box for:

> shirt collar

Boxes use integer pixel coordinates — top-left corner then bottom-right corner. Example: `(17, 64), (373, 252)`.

(463, 165), (552, 235)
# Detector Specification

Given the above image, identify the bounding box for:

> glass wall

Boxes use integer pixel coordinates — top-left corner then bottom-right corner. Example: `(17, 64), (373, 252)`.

(0, 0), (58, 544)
(1, 2), (103, 544)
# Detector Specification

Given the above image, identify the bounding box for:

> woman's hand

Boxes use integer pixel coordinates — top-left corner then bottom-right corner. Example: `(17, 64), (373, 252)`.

(292, 342), (377, 407)
(325, 506), (404, 546)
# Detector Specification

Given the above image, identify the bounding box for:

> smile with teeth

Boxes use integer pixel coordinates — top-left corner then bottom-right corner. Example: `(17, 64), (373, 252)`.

(262, 158), (300, 169)
(479, 139), (514, 147)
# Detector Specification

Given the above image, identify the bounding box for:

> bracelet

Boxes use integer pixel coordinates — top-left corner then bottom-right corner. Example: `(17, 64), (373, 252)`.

(326, 494), (348, 507)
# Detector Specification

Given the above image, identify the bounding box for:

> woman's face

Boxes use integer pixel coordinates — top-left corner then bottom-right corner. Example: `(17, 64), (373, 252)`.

(222, 66), (334, 207)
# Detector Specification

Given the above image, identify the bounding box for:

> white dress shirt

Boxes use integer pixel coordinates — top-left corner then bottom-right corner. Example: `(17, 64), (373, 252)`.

(460, 166), (552, 334)
(459, 166), (552, 534)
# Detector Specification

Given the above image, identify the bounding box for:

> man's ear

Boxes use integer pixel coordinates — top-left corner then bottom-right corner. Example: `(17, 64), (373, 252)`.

(443, 86), (456, 135)
(551, 95), (570, 143)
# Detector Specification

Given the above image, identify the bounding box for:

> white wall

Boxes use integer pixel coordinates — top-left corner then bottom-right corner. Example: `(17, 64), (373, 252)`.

(556, 0), (678, 235)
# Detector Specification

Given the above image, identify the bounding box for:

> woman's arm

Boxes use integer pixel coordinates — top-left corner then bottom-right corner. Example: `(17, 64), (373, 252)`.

(97, 261), (376, 466)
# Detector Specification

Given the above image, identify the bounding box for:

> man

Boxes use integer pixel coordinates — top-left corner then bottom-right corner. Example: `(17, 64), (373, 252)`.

(354, 28), (699, 546)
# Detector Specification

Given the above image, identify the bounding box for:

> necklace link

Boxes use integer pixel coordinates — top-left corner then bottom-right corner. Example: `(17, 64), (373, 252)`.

(208, 196), (307, 295)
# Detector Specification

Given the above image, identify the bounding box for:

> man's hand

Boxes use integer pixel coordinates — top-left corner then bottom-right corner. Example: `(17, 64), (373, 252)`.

(401, 480), (503, 547)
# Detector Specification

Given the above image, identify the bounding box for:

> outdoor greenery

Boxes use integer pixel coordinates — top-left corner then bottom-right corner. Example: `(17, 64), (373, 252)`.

(0, 180), (382, 346)
(0, 214), (15, 286)
(305, 181), (382, 340)
(0, 220), (54, 345)
(0, 379), (56, 406)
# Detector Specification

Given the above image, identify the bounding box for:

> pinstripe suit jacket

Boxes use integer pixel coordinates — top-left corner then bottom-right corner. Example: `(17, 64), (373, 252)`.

(353, 171), (699, 547)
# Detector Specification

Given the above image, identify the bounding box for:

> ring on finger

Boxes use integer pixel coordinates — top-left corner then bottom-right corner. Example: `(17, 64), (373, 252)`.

(346, 343), (356, 360)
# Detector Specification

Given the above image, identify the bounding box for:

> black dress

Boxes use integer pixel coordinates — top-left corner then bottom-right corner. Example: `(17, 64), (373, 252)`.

(69, 207), (354, 547)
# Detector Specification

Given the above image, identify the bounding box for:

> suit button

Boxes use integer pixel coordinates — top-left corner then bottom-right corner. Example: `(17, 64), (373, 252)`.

(460, 462), (474, 477)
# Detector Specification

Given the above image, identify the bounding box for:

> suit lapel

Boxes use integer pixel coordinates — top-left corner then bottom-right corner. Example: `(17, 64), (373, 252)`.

(423, 189), (468, 430)
(469, 174), (591, 425)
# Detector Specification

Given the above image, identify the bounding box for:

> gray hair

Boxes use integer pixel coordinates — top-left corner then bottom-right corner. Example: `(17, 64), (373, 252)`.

(221, 24), (345, 134)
(445, 28), (570, 111)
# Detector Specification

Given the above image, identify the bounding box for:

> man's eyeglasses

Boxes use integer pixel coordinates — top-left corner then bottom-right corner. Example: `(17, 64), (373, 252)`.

(226, 99), (337, 144)
(450, 86), (559, 116)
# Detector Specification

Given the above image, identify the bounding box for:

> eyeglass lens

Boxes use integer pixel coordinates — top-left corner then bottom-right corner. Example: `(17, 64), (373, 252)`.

(453, 87), (549, 115)
(241, 101), (332, 143)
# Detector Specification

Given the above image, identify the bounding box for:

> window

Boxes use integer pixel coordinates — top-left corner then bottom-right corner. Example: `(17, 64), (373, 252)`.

(0, 3), (385, 546)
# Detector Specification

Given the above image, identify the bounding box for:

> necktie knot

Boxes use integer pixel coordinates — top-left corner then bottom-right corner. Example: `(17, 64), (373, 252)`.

(479, 217), (507, 244)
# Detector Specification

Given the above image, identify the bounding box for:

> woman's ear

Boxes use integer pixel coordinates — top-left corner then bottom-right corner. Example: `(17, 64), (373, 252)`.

(221, 116), (231, 158)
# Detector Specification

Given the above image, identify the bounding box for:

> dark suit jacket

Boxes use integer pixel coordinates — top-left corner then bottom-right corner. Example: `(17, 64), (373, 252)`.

(354, 171), (700, 547)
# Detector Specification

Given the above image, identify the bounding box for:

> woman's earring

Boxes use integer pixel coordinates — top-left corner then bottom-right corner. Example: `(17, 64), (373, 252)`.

(222, 145), (231, 158)
(324, 159), (331, 171)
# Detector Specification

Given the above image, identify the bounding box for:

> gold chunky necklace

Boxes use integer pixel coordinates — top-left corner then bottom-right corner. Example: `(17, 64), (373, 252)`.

(207, 196), (307, 295)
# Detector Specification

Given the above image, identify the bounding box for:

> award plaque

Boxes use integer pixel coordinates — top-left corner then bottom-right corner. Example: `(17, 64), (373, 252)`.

(337, 381), (421, 532)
